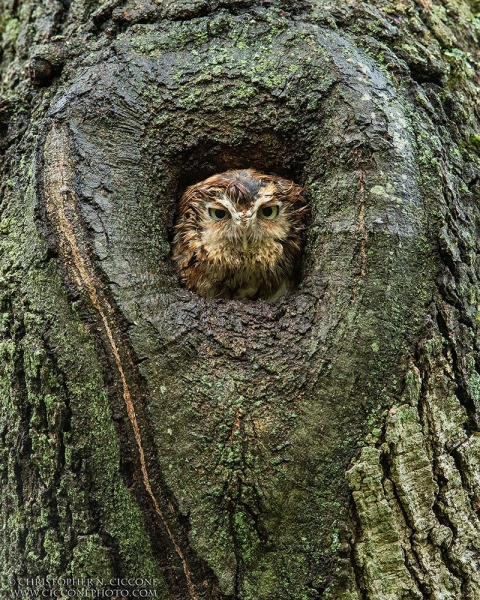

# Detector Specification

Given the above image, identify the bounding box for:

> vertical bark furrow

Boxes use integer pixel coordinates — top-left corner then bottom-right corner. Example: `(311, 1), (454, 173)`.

(42, 124), (227, 599)
(347, 332), (480, 599)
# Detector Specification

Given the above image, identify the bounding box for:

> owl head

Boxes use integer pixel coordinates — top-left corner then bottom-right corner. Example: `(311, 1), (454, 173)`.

(172, 169), (308, 301)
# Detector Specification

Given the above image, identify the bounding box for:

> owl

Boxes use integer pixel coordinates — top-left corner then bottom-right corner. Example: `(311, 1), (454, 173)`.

(172, 169), (308, 301)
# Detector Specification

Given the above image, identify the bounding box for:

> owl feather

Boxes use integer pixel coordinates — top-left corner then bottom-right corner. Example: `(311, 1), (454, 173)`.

(172, 169), (308, 301)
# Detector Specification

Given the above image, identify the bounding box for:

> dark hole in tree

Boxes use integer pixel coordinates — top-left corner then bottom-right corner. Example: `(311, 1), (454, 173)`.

(165, 137), (311, 301)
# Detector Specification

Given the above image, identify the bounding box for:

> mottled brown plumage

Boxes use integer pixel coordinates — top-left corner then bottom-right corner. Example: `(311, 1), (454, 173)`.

(172, 169), (308, 301)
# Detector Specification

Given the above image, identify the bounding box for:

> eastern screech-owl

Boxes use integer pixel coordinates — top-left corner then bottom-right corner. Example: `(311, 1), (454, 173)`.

(172, 169), (308, 301)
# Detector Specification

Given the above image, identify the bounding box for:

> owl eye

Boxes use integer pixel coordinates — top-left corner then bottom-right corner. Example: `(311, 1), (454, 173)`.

(208, 207), (229, 220)
(260, 205), (279, 220)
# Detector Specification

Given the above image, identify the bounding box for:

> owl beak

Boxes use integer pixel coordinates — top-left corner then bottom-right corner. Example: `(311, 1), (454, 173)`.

(238, 211), (253, 250)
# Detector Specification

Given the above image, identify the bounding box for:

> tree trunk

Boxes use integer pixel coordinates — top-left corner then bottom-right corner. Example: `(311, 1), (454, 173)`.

(2, 0), (480, 598)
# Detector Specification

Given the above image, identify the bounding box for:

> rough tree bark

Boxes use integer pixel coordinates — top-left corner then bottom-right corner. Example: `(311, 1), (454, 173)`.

(1, 0), (480, 598)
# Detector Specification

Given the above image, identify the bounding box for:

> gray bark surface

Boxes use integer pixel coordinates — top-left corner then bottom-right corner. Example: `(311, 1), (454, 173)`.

(1, 0), (480, 598)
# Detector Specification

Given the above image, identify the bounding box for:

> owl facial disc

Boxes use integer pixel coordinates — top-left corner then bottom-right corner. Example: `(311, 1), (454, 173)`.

(172, 169), (308, 301)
